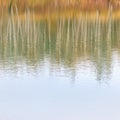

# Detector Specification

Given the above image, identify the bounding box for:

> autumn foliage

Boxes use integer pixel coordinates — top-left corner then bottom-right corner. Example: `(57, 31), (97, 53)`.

(0, 0), (120, 12)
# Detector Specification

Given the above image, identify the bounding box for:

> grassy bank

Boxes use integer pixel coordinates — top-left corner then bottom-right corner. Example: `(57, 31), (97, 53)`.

(0, 0), (120, 13)
(0, 0), (120, 21)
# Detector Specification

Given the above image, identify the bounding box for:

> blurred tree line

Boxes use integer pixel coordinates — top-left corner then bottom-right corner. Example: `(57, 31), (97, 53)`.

(0, 0), (120, 12)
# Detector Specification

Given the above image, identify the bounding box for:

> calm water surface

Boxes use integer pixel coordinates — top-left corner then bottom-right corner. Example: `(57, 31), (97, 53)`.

(0, 14), (120, 120)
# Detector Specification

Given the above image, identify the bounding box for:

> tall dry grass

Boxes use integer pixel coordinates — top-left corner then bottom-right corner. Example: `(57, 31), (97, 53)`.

(0, 0), (120, 13)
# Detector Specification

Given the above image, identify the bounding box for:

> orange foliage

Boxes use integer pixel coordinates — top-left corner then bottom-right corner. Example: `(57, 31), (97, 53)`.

(0, 0), (120, 12)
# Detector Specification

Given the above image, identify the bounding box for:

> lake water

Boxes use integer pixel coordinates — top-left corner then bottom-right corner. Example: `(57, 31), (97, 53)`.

(0, 13), (120, 120)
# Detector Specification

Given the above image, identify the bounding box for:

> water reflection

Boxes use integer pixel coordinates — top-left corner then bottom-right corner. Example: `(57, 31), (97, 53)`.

(0, 12), (120, 81)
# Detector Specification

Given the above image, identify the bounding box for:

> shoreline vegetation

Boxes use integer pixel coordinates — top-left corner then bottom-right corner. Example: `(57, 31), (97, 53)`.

(0, 0), (120, 21)
(0, 0), (120, 12)
(0, 1), (119, 79)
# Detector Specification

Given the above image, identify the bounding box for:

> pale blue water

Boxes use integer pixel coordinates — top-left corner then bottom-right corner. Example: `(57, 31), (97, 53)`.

(0, 17), (120, 120)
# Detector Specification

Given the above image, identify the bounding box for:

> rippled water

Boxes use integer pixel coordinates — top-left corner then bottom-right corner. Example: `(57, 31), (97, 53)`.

(0, 13), (120, 120)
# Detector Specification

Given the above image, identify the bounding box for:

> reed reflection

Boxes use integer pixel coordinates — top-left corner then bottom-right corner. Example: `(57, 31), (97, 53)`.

(0, 12), (120, 81)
